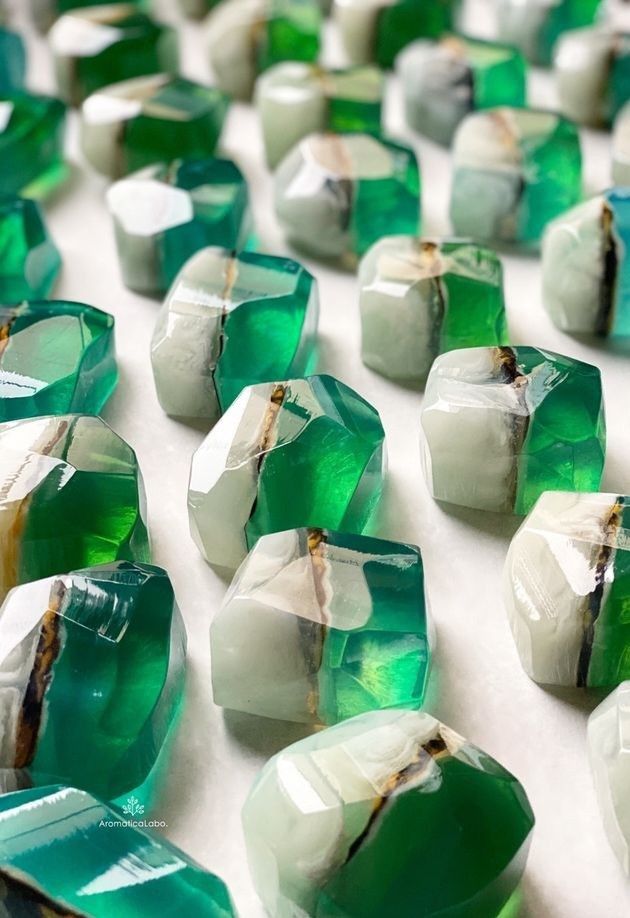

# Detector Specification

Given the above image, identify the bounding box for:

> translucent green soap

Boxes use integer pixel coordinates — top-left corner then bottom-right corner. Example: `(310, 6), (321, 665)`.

(0, 27), (26, 92)
(0, 195), (61, 301)
(30, 0), (147, 32)
(0, 785), (235, 916)
(0, 91), (67, 197)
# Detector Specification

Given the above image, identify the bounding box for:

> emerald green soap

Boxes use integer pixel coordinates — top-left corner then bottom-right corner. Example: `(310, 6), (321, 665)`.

(0, 91), (67, 197)
(0, 195), (61, 301)
(0, 28), (26, 92)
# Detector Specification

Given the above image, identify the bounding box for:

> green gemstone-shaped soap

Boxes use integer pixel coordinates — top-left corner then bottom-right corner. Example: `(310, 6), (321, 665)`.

(0, 785), (236, 915)
(50, 6), (179, 106)
(274, 132), (421, 265)
(0, 195), (61, 300)
(0, 91), (67, 197)
(0, 414), (149, 600)
(207, 0), (322, 100)
(106, 158), (251, 295)
(211, 528), (431, 724)
(497, 0), (601, 65)
(80, 74), (229, 180)
(0, 28), (26, 92)
(151, 247), (318, 421)
(30, 0), (146, 32)
(242, 709), (535, 917)
(0, 561), (184, 799)
(0, 300), (117, 421)
(188, 374), (386, 571)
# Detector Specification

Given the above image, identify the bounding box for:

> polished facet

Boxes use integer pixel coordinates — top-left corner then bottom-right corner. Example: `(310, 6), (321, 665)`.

(555, 27), (630, 127)
(188, 375), (385, 571)
(0, 28), (26, 93)
(106, 158), (251, 295)
(0, 91), (67, 197)
(421, 346), (605, 514)
(0, 300), (117, 420)
(359, 237), (507, 382)
(0, 414), (149, 601)
(152, 247), (318, 422)
(80, 74), (229, 180)
(0, 195), (61, 301)
(0, 785), (236, 915)
(257, 62), (383, 167)
(450, 107), (582, 247)
(0, 561), (184, 799)
(274, 132), (420, 265)
(542, 188), (630, 336)
(211, 528), (430, 724)
(505, 491), (630, 687)
(613, 101), (630, 184)
(50, 6), (178, 106)
(207, 0), (321, 100)
(334, 0), (459, 68)
(397, 35), (526, 145)
(496, 0), (601, 64)
(243, 708), (535, 918)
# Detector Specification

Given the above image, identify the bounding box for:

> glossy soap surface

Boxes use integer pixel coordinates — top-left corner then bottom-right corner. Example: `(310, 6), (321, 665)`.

(242, 708), (535, 917)
(0, 785), (236, 915)
(0, 195), (61, 301)
(0, 91), (67, 196)
(211, 528), (431, 724)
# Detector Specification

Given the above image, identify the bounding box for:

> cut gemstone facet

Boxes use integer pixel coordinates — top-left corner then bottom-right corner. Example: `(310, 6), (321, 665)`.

(242, 708), (535, 918)
(334, 0), (459, 68)
(50, 6), (178, 106)
(106, 158), (251, 295)
(274, 132), (420, 264)
(0, 91), (67, 197)
(0, 414), (150, 600)
(211, 528), (431, 724)
(80, 74), (229, 180)
(613, 101), (630, 185)
(207, 0), (321, 101)
(257, 62), (383, 168)
(555, 26), (630, 127)
(188, 375), (386, 572)
(0, 561), (184, 798)
(359, 236), (507, 382)
(496, 0), (601, 65)
(505, 491), (630, 688)
(588, 682), (630, 874)
(397, 35), (526, 146)
(421, 346), (605, 515)
(450, 107), (582, 247)
(542, 188), (630, 336)
(0, 195), (61, 301)
(152, 247), (318, 422)
(0, 300), (117, 420)
(0, 785), (236, 914)
(0, 28), (26, 93)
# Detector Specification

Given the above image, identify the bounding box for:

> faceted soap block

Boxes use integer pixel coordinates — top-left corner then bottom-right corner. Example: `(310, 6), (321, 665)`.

(359, 237), (507, 382)
(334, 0), (459, 68)
(30, 0), (145, 32)
(505, 491), (630, 688)
(588, 683), (630, 874)
(0, 414), (149, 600)
(397, 35), (526, 146)
(274, 132), (420, 265)
(0, 300), (117, 420)
(50, 6), (179, 106)
(0, 91), (66, 197)
(420, 346), (606, 515)
(257, 62), (384, 168)
(242, 708), (535, 917)
(211, 528), (431, 725)
(0, 561), (184, 798)
(555, 27), (630, 127)
(106, 158), (250, 295)
(496, 0), (601, 65)
(0, 785), (236, 915)
(450, 107), (582, 247)
(80, 74), (229, 180)
(0, 28), (26, 92)
(613, 101), (630, 185)
(152, 247), (318, 422)
(188, 375), (385, 571)
(207, 0), (321, 101)
(542, 188), (630, 336)
(0, 195), (61, 300)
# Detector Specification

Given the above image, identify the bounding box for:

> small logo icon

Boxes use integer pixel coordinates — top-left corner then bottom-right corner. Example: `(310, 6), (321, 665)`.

(122, 795), (145, 817)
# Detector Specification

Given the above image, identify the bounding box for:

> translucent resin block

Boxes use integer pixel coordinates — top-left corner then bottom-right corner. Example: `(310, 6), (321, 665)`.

(0, 196), (61, 300)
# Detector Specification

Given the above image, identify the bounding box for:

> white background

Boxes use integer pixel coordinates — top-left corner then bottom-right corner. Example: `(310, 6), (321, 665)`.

(8, 0), (630, 914)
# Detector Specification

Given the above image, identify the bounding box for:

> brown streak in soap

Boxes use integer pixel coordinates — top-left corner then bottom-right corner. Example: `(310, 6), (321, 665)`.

(596, 199), (618, 336)
(493, 347), (529, 511)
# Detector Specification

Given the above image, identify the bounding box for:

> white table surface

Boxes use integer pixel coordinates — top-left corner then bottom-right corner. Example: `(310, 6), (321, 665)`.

(7, 0), (630, 914)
